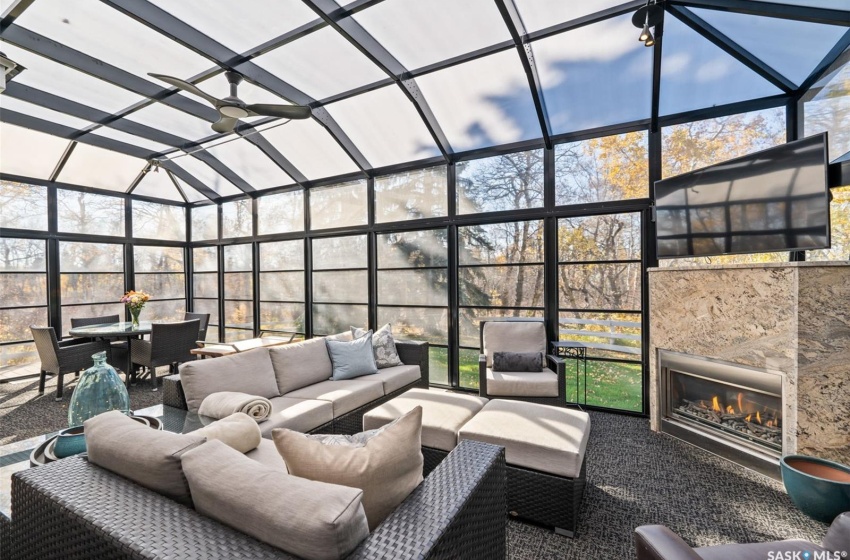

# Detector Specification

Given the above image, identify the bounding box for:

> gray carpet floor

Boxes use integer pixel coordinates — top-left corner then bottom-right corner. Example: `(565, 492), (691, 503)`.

(0, 377), (829, 558)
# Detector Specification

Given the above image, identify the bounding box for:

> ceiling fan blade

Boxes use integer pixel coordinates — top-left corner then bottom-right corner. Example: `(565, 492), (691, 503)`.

(148, 73), (221, 106)
(246, 103), (312, 119)
(211, 117), (238, 133)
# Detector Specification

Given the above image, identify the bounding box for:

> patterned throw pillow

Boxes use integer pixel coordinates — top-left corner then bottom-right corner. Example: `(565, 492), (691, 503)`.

(351, 323), (403, 369)
(492, 351), (544, 372)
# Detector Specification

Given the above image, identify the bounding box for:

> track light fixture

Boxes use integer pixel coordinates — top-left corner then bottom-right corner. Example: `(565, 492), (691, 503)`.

(633, 0), (663, 48)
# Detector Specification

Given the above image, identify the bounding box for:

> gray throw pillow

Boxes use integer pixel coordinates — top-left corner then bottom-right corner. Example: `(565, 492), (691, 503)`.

(326, 331), (378, 380)
(493, 351), (544, 372)
(352, 323), (403, 369)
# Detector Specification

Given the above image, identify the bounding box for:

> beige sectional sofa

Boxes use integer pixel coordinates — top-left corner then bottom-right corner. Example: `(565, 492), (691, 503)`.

(162, 336), (429, 435)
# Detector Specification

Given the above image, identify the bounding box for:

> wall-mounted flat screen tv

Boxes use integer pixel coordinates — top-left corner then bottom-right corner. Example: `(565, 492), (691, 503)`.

(655, 133), (830, 259)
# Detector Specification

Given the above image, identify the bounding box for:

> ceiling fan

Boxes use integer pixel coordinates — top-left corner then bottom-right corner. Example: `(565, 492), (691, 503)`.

(148, 70), (311, 133)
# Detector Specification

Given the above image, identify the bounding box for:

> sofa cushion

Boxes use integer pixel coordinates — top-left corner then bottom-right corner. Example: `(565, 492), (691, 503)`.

(269, 337), (334, 395)
(353, 324), (403, 369)
(359, 364), (420, 394)
(182, 440), (369, 560)
(458, 399), (590, 478)
(326, 333), (378, 380)
(244, 438), (288, 473)
(493, 351), (543, 372)
(84, 411), (205, 506)
(179, 348), (280, 413)
(485, 367), (558, 397)
(363, 388), (488, 452)
(259, 396), (334, 437)
(482, 321), (546, 368)
(285, 378), (384, 417)
(273, 407), (423, 531)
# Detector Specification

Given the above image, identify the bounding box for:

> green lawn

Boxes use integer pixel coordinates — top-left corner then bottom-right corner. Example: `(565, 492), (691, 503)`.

(433, 348), (642, 413)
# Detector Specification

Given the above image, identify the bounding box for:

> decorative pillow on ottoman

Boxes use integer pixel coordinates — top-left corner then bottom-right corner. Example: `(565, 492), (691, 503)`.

(273, 406), (424, 530)
(352, 323), (403, 368)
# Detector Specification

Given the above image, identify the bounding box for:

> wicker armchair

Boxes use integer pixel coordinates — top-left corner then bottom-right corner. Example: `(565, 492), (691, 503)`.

(131, 320), (200, 391)
(184, 312), (210, 345)
(30, 326), (111, 401)
(69, 314), (127, 365)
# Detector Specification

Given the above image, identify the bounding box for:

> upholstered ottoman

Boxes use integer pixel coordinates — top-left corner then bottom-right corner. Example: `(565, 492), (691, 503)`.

(362, 388), (488, 473)
(459, 399), (590, 537)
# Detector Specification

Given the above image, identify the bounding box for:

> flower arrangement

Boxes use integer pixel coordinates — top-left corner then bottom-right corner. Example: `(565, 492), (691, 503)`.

(121, 290), (151, 328)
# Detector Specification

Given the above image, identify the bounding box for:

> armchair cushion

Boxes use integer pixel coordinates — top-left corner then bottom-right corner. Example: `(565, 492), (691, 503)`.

(179, 348), (280, 413)
(482, 321), (546, 368)
(485, 367), (559, 397)
(493, 351), (543, 372)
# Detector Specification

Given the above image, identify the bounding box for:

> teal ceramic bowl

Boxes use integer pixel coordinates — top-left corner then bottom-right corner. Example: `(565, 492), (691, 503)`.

(53, 425), (87, 458)
(780, 455), (850, 523)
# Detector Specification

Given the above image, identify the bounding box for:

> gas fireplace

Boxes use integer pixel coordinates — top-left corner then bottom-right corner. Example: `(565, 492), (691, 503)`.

(658, 350), (785, 478)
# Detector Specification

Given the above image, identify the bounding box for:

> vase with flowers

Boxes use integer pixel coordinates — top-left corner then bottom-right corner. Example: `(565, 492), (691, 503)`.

(121, 290), (151, 329)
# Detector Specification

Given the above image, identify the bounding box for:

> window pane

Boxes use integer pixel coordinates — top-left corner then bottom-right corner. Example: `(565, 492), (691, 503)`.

(378, 270), (447, 307)
(808, 186), (850, 261)
(61, 273), (124, 305)
(457, 150), (544, 214)
(260, 119), (359, 181)
(224, 244), (252, 271)
(558, 214), (642, 262)
(1, 342), (39, 370)
(312, 236), (367, 269)
(513, 0), (625, 33)
(260, 302), (305, 333)
(143, 299), (186, 322)
(377, 229), (448, 268)
(375, 166), (447, 223)
(193, 273), (218, 298)
(135, 273), (185, 300)
(224, 272), (253, 300)
(558, 312), (642, 360)
(429, 347), (449, 386)
(222, 199), (253, 238)
(804, 52), (850, 162)
(133, 201), (186, 241)
(58, 144), (144, 193)
(458, 221), (544, 265)
(555, 132), (648, 205)
(558, 263), (642, 310)
(224, 301), (253, 330)
(309, 181), (367, 230)
(0, 274), (46, 306)
(260, 272), (304, 301)
(0, 125), (69, 182)
(458, 347), (480, 389)
(0, 239), (46, 271)
(0, 182), (48, 230)
(193, 247), (218, 272)
(260, 240), (304, 271)
(377, 307), (448, 346)
(313, 270), (368, 303)
(459, 266), (544, 308)
(458, 308), (543, 348)
(1, 308), (48, 343)
(57, 190), (125, 236)
(257, 190), (304, 235)
(225, 328), (255, 342)
(203, 139), (293, 191)
(193, 298), (219, 326)
(134, 246), (184, 273)
(312, 303), (367, 335)
(60, 242), (123, 272)
(192, 205), (218, 242)
(61, 304), (124, 337)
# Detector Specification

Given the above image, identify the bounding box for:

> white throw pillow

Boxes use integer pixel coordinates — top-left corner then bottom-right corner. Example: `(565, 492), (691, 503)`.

(351, 323), (403, 369)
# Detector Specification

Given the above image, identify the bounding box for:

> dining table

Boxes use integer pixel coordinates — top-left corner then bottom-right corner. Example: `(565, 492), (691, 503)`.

(67, 321), (153, 386)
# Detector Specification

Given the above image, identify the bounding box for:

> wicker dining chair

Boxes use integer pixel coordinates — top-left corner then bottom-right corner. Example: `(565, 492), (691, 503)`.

(130, 320), (200, 391)
(30, 326), (111, 400)
(70, 314), (126, 361)
(183, 312), (210, 343)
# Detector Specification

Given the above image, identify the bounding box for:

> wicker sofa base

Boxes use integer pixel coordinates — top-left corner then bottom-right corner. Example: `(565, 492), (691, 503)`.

(422, 444), (585, 537)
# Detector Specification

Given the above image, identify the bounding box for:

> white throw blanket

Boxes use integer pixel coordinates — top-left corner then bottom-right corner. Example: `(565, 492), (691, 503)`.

(192, 412), (262, 453)
(199, 391), (272, 422)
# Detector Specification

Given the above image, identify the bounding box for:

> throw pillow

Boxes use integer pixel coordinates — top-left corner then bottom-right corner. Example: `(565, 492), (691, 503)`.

(493, 351), (544, 372)
(273, 406), (424, 530)
(326, 331), (378, 380)
(352, 323), (403, 369)
(182, 440), (369, 560)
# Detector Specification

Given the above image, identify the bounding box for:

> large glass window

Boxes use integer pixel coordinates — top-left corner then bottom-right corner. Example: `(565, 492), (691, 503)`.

(808, 186), (850, 261)
(377, 229), (449, 384)
(222, 199), (253, 239)
(134, 246), (185, 322)
(257, 190), (304, 235)
(132, 200), (186, 241)
(311, 235), (368, 335)
(558, 213), (643, 412)
(192, 246), (219, 342)
(57, 189), (125, 237)
(309, 181), (368, 230)
(0, 238), (47, 372)
(59, 241), (125, 336)
(375, 166), (447, 223)
(191, 204), (218, 242)
(260, 240), (305, 339)
(223, 244), (254, 341)
(0, 182), (48, 231)
(457, 150), (544, 215)
(803, 50), (850, 162)
(458, 220), (545, 389)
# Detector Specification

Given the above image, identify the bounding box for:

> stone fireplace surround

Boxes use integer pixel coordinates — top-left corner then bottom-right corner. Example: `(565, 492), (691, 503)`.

(649, 262), (850, 466)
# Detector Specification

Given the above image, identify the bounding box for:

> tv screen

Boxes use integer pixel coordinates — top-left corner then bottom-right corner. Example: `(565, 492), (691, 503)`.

(655, 133), (830, 259)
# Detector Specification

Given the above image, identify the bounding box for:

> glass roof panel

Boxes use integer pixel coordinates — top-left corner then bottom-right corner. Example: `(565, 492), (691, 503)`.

(660, 14), (782, 116)
(513, 0), (627, 33)
(168, 155), (243, 197)
(0, 123), (69, 179)
(124, 102), (214, 141)
(531, 14), (652, 134)
(353, 0), (511, 71)
(15, 0), (213, 81)
(748, 0), (850, 8)
(259, 119), (359, 180)
(58, 143), (144, 192)
(0, 95), (93, 130)
(147, 0), (317, 54)
(202, 138), (294, 190)
(0, 42), (144, 113)
(85, 126), (173, 153)
(324, 85), (441, 168)
(172, 175), (208, 203)
(253, 26), (386, 101)
(415, 49), (540, 151)
(132, 168), (184, 202)
(197, 75), (295, 106)
(690, 8), (848, 86)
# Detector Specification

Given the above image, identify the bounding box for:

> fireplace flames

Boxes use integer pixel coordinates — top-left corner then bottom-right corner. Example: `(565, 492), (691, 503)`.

(675, 391), (782, 447)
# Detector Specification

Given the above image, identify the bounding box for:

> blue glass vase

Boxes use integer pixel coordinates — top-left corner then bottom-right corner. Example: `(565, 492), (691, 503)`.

(68, 351), (131, 428)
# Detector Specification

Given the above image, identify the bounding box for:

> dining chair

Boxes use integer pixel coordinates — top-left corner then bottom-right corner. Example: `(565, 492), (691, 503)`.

(183, 312), (210, 343)
(130, 320), (200, 390)
(70, 314), (127, 375)
(31, 326), (111, 400)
